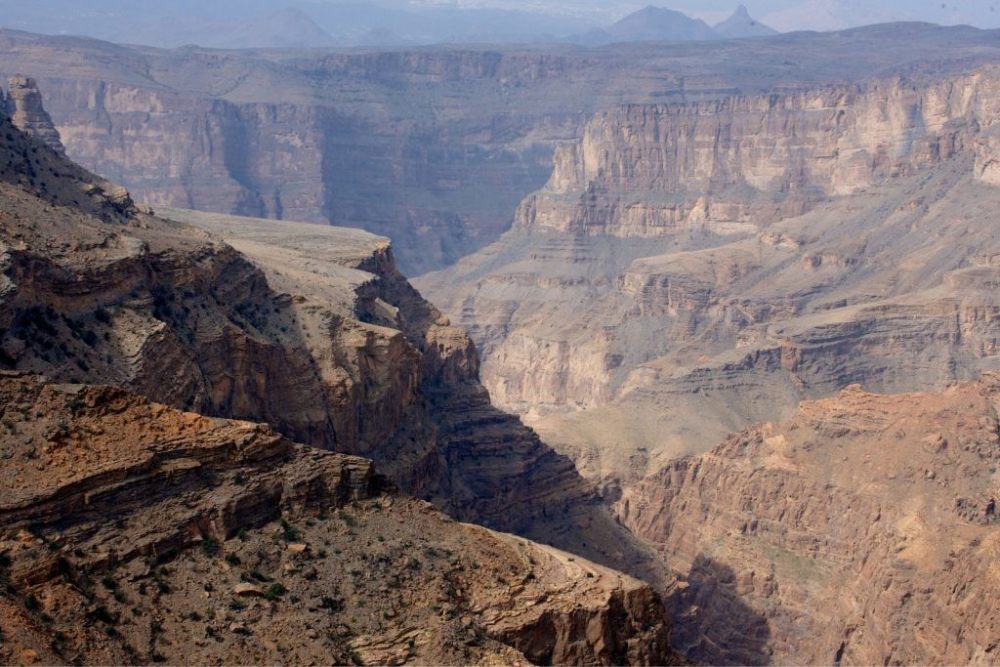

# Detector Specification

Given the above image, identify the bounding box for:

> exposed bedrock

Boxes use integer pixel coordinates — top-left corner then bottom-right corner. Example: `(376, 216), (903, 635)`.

(616, 378), (1000, 665)
(0, 373), (679, 666)
(420, 66), (1000, 485)
(5, 25), (1000, 272)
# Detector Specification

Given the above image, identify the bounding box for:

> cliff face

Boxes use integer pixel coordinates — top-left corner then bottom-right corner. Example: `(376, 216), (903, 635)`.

(616, 378), (1000, 665)
(0, 77), (684, 665)
(0, 373), (677, 666)
(5, 24), (1000, 273)
(517, 70), (1000, 237)
(0, 81), (666, 589)
(420, 66), (1000, 489)
(4, 75), (65, 155)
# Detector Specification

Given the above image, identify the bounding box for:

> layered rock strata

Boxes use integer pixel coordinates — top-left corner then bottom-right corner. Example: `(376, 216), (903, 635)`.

(0, 372), (678, 666)
(0, 82), (664, 591)
(4, 24), (1000, 272)
(617, 377), (1000, 665)
(420, 66), (1000, 487)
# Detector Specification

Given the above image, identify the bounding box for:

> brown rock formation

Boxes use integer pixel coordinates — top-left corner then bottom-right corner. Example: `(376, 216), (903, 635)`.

(0, 81), (667, 605)
(617, 377), (1000, 665)
(0, 372), (678, 666)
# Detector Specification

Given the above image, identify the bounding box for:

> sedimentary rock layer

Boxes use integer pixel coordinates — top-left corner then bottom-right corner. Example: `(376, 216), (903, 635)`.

(420, 66), (1000, 486)
(3, 24), (1000, 272)
(617, 377), (1000, 665)
(0, 373), (678, 666)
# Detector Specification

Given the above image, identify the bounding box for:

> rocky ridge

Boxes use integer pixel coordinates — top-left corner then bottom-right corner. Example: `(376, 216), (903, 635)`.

(0, 372), (676, 666)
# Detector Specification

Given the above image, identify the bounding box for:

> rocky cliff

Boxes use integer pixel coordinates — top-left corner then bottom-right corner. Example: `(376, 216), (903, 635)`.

(516, 69), (999, 237)
(3, 24), (1000, 273)
(420, 65), (1000, 489)
(617, 377), (1000, 665)
(0, 76), (685, 664)
(0, 75), (672, 618)
(0, 372), (677, 666)
(3, 75), (65, 155)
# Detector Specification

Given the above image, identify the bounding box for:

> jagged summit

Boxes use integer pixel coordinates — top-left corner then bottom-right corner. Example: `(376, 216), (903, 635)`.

(714, 5), (779, 38)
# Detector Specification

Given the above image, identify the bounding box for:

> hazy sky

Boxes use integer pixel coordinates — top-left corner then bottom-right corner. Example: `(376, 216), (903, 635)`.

(413, 0), (1000, 29)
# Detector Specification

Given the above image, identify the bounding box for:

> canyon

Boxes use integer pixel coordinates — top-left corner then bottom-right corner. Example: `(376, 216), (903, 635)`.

(2, 24), (1000, 273)
(0, 79), (678, 664)
(420, 66), (1000, 486)
(414, 53), (1000, 664)
(3, 19), (1000, 666)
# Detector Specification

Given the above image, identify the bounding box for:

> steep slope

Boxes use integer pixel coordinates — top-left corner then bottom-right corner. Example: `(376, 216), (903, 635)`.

(0, 75), (685, 665)
(0, 79), (666, 587)
(617, 377), (1000, 665)
(0, 373), (677, 666)
(713, 6), (778, 39)
(419, 66), (1000, 489)
(4, 24), (1000, 272)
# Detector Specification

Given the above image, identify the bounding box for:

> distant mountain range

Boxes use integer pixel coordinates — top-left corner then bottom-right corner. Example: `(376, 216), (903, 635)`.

(579, 4), (776, 45)
(0, 1), (776, 49)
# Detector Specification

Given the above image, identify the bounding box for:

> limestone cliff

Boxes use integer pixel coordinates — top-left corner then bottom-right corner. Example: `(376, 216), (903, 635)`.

(0, 373), (677, 666)
(616, 378), (1000, 665)
(4, 24), (1000, 273)
(420, 65), (1000, 489)
(516, 69), (1000, 237)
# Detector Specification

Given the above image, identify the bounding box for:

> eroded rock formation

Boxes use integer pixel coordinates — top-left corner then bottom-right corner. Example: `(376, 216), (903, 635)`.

(0, 373), (678, 666)
(3, 75), (65, 155)
(4, 24), (1000, 272)
(617, 378), (1000, 665)
(420, 65), (1000, 489)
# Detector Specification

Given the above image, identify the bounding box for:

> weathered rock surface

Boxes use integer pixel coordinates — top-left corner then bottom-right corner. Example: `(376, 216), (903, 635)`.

(617, 377), (1000, 665)
(3, 75), (65, 155)
(0, 372), (678, 666)
(420, 65), (1000, 489)
(0, 81), (668, 606)
(515, 69), (997, 237)
(4, 24), (1000, 272)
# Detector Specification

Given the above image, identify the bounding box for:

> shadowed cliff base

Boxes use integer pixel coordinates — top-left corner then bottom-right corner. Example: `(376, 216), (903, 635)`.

(667, 555), (771, 666)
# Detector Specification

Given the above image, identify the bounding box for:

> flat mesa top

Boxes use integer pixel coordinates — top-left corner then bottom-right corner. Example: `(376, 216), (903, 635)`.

(161, 207), (389, 264)
(161, 207), (394, 306)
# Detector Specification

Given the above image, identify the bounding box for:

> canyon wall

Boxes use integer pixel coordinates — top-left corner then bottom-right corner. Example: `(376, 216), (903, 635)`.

(4, 24), (1000, 273)
(0, 86), (661, 582)
(616, 378), (1000, 665)
(421, 66), (1000, 487)
(0, 80), (683, 664)
(516, 70), (1000, 236)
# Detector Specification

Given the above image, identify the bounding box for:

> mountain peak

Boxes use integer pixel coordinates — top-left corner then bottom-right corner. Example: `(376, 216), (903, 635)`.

(714, 4), (779, 38)
(608, 5), (718, 43)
